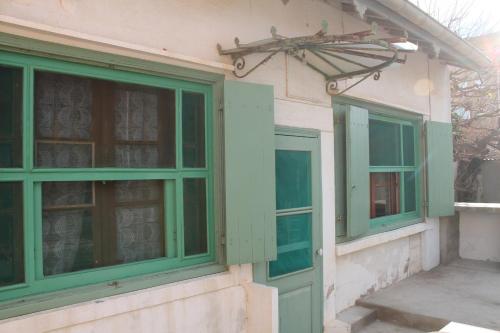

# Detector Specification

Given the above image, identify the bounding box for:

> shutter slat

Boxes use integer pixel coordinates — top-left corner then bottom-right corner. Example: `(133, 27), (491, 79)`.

(426, 121), (454, 217)
(346, 106), (370, 237)
(224, 80), (276, 265)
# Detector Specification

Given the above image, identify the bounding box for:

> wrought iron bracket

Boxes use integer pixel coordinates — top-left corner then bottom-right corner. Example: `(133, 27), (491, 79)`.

(217, 23), (413, 96)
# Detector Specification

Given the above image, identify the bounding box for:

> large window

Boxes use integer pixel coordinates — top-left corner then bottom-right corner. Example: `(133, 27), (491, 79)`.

(0, 51), (214, 301)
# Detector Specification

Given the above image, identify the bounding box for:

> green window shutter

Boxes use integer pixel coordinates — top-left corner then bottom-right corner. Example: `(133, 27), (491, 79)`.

(224, 80), (276, 265)
(426, 121), (455, 217)
(346, 106), (370, 237)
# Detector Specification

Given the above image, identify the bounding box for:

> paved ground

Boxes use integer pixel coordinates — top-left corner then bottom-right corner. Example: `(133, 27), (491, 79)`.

(357, 320), (424, 333)
(359, 259), (500, 331)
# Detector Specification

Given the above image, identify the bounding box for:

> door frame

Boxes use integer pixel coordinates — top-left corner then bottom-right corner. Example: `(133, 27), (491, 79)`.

(254, 125), (324, 332)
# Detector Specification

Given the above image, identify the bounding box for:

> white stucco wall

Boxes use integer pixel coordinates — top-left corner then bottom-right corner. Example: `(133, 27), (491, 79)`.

(0, 0), (452, 331)
(459, 209), (500, 263)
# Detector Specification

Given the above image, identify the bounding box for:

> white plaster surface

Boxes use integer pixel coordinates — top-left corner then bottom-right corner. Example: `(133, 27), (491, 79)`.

(459, 211), (500, 262)
(421, 217), (441, 271)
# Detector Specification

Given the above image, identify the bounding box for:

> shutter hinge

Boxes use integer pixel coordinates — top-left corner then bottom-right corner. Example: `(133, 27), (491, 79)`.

(221, 235), (226, 245)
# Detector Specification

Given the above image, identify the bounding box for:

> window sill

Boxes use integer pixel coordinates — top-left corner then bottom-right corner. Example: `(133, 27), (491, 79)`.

(0, 263), (226, 321)
(336, 222), (430, 256)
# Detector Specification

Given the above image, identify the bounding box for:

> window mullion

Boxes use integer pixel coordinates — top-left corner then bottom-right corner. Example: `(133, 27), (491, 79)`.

(176, 176), (185, 259)
(165, 180), (177, 258)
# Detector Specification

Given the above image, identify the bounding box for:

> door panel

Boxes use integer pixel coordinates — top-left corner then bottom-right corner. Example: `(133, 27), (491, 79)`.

(254, 131), (322, 333)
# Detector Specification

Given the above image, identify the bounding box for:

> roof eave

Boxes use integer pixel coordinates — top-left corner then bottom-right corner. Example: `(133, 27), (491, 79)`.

(357, 0), (492, 70)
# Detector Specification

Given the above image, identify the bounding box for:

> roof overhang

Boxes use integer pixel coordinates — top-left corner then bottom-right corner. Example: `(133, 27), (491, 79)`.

(339, 0), (492, 70)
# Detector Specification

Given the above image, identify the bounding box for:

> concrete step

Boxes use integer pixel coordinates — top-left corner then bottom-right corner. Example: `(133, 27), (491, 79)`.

(337, 306), (378, 333)
(356, 300), (448, 332)
(357, 320), (425, 333)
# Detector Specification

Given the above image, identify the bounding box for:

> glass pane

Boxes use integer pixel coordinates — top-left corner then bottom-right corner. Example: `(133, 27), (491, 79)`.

(370, 172), (400, 218)
(276, 150), (312, 210)
(0, 66), (23, 168)
(183, 178), (207, 256)
(269, 213), (312, 278)
(404, 171), (417, 212)
(0, 182), (24, 287)
(42, 180), (165, 276)
(403, 125), (415, 166)
(182, 92), (205, 168)
(35, 71), (175, 168)
(369, 119), (401, 166)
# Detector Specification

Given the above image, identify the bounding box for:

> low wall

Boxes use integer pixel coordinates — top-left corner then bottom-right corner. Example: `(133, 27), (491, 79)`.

(456, 203), (500, 263)
(0, 265), (277, 333)
(334, 224), (429, 313)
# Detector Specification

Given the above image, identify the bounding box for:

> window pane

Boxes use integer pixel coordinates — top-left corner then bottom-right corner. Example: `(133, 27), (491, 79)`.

(42, 180), (165, 276)
(183, 178), (207, 256)
(369, 119), (401, 166)
(182, 92), (205, 168)
(0, 66), (22, 168)
(269, 213), (312, 278)
(370, 172), (400, 218)
(403, 125), (415, 166)
(0, 182), (24, 287)
(404, 172), (417, 212)
(35, 71), (175, 168)
(276, 150), (312, 210)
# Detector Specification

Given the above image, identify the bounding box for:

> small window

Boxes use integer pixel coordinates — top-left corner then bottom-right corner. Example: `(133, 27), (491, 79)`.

(35, 71), (176, 168)
(369, 116), (419, 222)
(370, 172), (400, 218)
(0, 66), (23, 168)
(0, 182), (24, 287)
(42, 180), (165, 276)
(182, 92), (206, 168)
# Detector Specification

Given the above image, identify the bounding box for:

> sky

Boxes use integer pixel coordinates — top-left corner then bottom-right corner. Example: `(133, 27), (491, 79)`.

(409, 0), (500, 37)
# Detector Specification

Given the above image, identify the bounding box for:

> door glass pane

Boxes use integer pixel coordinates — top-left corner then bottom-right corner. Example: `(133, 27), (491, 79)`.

(182, 92), (205, 168)
(42, 180), (165, 276)
(0, 66), (23, 168)
(404, 171), (417, 212)
(269, 213), (312, 278)
(276, 150), (312, 210)
(369, 119), (401, 166)
(403, 125), (415, 166)
(370, 172), (400, 218)
(183, 178), (207, 256)
(35, 71), (175, 168)
(0, 182), (24, 287)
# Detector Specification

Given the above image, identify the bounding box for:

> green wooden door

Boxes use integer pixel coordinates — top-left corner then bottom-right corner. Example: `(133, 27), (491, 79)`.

(254, 130), (323, 333)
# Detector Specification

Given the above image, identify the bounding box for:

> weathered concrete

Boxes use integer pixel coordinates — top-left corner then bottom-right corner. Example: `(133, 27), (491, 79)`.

(357, 320), (424, 333)
(439, 214), (460, 265)
(359, 259), (500, 331)
(335, 230), (424, 313)
(337, 306), (377, 333)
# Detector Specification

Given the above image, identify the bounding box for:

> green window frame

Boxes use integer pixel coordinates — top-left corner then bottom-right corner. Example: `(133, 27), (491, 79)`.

(0, 50), (215, 302)
(368, 113), (422, 230)
(334, 98), (423, 242)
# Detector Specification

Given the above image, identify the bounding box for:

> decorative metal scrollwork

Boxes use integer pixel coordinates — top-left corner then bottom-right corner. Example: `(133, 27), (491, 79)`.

(217, 22), (416, 96)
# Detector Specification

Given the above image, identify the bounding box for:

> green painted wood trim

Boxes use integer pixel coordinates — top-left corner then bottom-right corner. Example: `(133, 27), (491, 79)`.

(224, 80), (276, 265)
(0, 263), (226, 320)
(253, 130), (324, 333)
(333, 95), (424, 122)
(0, 48), (219, 304)
(426, 121), (455, 217)
(346, 105), (370, 238)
